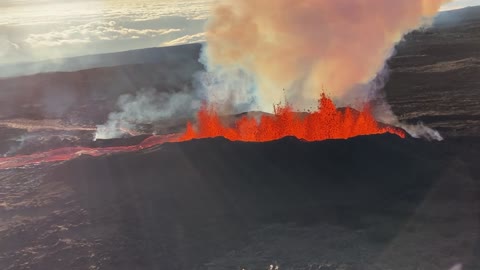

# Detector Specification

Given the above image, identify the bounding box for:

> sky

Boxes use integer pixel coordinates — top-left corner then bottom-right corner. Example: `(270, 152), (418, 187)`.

(0, 0), (479, 65)
(440, 0), (480, 10)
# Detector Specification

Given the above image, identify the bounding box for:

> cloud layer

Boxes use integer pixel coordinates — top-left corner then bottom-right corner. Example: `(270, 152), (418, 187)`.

(0, 0), (212, 65)
(24, 21), (180, 47)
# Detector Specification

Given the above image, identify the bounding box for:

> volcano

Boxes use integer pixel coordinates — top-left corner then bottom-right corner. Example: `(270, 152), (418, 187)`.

(0, 94), (405, 170)
(178, 94), (405, 142)
(1, 6), (480, 270)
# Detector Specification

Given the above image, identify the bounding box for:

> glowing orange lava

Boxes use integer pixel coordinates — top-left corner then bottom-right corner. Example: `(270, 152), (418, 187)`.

(0, 94), (405, 170)
(0, 134), (177, 170)
(177, 94), (406, 142)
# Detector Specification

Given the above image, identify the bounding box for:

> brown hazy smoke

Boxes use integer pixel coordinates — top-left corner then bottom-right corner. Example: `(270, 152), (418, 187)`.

(204, 0), (450, 109)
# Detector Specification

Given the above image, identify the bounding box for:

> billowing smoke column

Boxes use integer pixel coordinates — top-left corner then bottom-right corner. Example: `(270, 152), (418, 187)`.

(204, 0), (450, 109)
(94, 0), (448, 140)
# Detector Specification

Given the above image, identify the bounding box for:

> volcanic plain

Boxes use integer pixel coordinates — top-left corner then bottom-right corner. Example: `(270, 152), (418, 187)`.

(0, 7), (480, 270)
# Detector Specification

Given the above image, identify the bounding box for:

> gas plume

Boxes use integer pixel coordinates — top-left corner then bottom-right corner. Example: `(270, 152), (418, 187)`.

(95, 0), (449, 140)
(95, 88), (199, 140)
(204, 0), (451, 109)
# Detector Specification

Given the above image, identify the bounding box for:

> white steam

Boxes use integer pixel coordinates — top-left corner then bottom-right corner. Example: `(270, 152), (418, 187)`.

(95, 0), (449, 141)
(94, 88), (199, 140)
(362, 65), (444, 141)
(94, 51), (258, 140)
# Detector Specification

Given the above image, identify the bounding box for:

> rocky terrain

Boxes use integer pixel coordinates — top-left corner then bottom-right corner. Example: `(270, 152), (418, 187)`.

(386, 6), (480, 137)
(0, 6), (480, 270)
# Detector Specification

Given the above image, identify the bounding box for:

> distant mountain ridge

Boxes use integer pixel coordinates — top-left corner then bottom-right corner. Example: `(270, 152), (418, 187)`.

(0, 43), (203, 79)
(435, 5), (480, 26)
(0, 55), (204, 123)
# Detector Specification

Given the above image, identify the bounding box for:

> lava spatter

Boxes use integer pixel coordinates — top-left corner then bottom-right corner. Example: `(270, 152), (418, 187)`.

(177, 94), (406, 142)
(0, 94), (405, 170)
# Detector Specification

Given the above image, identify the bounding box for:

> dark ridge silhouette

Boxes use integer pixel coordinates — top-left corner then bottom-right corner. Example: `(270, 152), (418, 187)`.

(0, 44), (203, 79)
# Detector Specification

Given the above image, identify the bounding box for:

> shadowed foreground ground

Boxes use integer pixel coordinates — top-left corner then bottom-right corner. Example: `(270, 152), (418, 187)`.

(1, 134), (479, 270)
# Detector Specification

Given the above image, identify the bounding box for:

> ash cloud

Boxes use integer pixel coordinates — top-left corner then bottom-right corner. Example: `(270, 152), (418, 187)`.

(204, 0), (450, 109)
(96, 0), (450, 140)
(201, 0), (450, 139)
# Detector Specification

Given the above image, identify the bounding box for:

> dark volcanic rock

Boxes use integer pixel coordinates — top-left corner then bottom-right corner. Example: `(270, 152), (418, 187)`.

(1, 135), (479, 270)
(385, 7), (480, 137)
(0, 44), (204, 124)
(1, 6), (480, 270)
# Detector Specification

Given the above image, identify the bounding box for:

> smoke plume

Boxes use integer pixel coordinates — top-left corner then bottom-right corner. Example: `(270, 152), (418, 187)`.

(95, 0), (449, 140)
(204, 0), (451, 109)
(95, 88), (199, 140)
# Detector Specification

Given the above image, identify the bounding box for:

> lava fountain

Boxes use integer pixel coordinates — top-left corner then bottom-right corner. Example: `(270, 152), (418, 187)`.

(0, 94), (404, 170)
(178, 94), (405, 142)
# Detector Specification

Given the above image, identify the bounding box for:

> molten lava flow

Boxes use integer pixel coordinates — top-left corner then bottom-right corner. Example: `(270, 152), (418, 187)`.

(0, 95), (405, 170)
(178, 94), (406, 142)
(0, 134), (177, 170)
